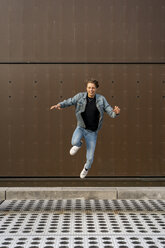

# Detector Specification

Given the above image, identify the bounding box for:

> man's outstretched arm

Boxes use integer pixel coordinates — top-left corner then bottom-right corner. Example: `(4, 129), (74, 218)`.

(50, 93), (80, 110)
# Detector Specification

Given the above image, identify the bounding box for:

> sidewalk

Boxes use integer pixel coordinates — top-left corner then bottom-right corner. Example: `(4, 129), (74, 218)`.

(1, 187), (165, 200)
(0, 188), (165, 248)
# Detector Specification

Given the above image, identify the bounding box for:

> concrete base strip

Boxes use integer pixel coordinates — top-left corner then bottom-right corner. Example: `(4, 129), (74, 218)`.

(0, 187), (165, 200)
(5, 187), (116, 200)
(118, 187), (165, 199)
(0, 187), (7, 200)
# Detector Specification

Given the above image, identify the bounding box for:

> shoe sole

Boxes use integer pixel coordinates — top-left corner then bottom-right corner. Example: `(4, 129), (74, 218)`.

(69, 145), (82, 156)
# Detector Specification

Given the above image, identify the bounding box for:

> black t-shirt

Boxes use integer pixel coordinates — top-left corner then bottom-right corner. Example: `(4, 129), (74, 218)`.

(81, 95), (100, 131)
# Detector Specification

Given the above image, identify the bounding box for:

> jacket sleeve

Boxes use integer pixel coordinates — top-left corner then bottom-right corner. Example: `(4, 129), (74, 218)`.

(103, 97), (118, 118)
(58, 93), (80, 108)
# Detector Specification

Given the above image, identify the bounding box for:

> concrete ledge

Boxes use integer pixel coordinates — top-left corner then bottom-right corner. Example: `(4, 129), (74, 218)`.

(0, 187), (165, 200)
(0, 187), (7, 200)
(5, 187), (117, 200)
(117, 187), (165, 199)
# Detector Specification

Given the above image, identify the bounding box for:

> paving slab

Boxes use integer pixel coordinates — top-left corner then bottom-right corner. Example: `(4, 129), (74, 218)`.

(0, 187), (7, 200)
(0, 199), (165, 212)
(5, 187), (117, 200)
(2, 187), (165, 200)
(0, 199), (165, 248)
(117, 187), (165, 199)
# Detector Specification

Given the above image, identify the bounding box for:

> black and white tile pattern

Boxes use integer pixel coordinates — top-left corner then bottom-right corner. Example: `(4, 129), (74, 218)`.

(0, 199), (165, 247)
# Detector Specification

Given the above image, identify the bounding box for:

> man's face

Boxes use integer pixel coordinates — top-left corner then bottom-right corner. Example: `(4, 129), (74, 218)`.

(86, 83), (97, 98)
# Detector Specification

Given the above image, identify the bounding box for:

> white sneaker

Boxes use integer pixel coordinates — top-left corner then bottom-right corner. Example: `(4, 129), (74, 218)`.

(70, 145), (81, 155)
(80, 168), (88, 179)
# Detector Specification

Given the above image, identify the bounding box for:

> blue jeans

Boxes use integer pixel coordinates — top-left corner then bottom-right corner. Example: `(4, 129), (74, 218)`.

(71, 126), (98, 170)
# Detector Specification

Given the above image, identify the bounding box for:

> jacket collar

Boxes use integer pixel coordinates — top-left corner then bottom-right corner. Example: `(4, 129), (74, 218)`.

(83, 92), (99, 101)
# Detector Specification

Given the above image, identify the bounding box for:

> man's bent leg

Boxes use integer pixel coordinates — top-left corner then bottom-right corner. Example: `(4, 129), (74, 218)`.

(71, 126), (83, 147)
(70, 126), (83, 156)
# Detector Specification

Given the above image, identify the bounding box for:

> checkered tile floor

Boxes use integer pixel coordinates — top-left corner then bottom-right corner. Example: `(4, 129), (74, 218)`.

(0, 199), (165, 248)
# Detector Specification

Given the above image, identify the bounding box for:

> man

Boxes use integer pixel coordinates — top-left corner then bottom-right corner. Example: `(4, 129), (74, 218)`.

(50, 79), (120, 179)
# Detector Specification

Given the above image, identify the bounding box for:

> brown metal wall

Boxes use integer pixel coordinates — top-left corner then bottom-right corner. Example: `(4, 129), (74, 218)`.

(0, 0), (165, 181)
(0, 0), (164, 62)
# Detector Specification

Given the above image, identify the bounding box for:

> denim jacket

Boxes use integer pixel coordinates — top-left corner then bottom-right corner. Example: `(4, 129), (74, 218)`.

(58, 92), (118, 131)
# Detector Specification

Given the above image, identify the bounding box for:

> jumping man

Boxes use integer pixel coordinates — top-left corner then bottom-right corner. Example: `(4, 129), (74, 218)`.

(50, 79), (120, 179)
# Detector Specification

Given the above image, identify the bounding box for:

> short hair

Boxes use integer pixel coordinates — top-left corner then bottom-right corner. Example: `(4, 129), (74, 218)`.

(86, 78), (99, 88)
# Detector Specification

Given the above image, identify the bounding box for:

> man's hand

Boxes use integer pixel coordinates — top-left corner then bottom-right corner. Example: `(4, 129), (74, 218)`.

(113, 106), (120, 114)
(50, 104), (61, 110)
